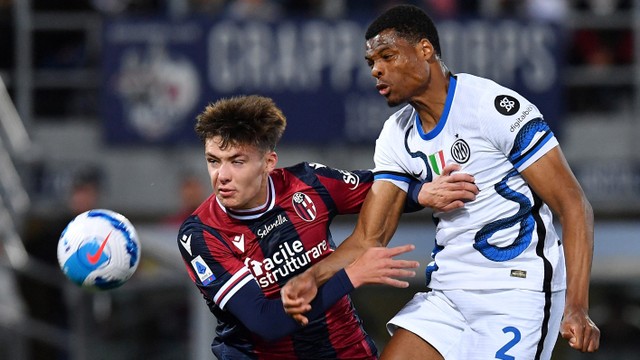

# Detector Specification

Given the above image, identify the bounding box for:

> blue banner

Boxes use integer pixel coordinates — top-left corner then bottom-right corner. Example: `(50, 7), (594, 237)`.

(102, 16), (564, 145)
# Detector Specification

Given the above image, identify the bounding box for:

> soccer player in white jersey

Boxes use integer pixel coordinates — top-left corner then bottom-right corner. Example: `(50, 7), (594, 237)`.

(282, 4), (600, 360)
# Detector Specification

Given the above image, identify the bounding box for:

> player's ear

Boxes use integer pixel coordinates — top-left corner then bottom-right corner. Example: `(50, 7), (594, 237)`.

(419, 39), (434, 59)
(265, 150), (278, 172)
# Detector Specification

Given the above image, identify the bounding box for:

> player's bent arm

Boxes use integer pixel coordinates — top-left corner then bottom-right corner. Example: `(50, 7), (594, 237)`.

(521, 146), (600, 352)
(310, 180), (408, 285)
(225, 269), (354, 342)
(521, 147), (593, 309)
(227, 242), (419, 339)
(282, 181), (407, 319)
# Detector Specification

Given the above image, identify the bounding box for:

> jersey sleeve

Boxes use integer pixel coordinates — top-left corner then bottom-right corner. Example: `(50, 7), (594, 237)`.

(372, 110), (416, 192)
(308, 162), (423, 214)
(178, 217), (252, 310)
(225, 269), (354, 342)
(178, 216), (357, 342)
(480, 90), (559, 172)
(307, 162), (373, 214)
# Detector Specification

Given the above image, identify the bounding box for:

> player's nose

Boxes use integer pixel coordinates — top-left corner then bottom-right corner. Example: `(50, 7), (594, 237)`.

(216, 162), (232, 182)
(370, 62), (383, 79)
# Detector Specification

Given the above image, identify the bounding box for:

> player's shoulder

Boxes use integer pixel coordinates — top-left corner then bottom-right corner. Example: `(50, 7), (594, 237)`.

(177, 215), (205, 257)
(280, 161), (353, 178)
(178, 197), (224, 238)
(177, 213), (206, 240)
(281, 161), (343, 173)
(456, 73), (539, 119)
(387, 104), (415, 128)
(455, 73), (515, 102)
(456, 73), (507, 91)
(280, 162), (372, 186)
(377, 104), (415, 140)
(177, 210), (232, 251)
(276, 162), (317, 179)
(271, 162), (323, 188)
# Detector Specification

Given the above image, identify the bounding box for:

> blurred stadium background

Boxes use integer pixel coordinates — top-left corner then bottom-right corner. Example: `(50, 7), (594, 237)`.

(1, 0), (639, 359)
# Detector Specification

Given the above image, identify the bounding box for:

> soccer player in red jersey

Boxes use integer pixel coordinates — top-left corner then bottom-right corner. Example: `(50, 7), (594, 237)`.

(177, 95), (421, 359)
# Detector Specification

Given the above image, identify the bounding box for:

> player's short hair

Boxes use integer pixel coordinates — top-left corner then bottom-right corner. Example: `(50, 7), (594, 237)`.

(365, 4), (441, 57)
(195, 95), (286, 152)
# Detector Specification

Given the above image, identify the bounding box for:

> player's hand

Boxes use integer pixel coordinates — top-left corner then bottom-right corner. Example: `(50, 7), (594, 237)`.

(560, 305), (600, 352)
(281, 270), (318, 326)
(418, 164), (478, 212)
(345, 244), (419, 288)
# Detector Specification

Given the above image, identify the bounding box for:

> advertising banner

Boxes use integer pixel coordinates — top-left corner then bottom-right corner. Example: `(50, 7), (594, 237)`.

(102, 16), (564, 145)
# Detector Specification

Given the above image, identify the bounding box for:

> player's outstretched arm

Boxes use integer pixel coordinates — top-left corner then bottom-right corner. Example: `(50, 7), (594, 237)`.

(521, 146), (600, 353)
(286, 244), (419, 325)
(282, 181), (408, 323)
(224, 243), (418, 340)
(414, 163), (479, 212)
(226, 268), (352, 341)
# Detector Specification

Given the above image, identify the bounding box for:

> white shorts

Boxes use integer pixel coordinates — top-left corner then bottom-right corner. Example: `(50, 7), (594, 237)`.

(387, 289), (565, 360)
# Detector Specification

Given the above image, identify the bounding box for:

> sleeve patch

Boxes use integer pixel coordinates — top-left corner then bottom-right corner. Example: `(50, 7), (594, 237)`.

(494, 95), (520, 115)
(191, 255), (216, 285)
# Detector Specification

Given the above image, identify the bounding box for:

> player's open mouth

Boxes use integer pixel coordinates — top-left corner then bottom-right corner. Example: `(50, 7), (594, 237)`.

(376, 83), (390, 96)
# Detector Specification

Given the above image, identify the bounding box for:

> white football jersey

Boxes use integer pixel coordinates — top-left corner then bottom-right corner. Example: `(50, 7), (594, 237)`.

(374, 73), (565, 292)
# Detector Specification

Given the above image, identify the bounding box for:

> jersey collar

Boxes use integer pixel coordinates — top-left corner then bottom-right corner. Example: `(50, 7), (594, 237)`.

(415, 74), (457, 140)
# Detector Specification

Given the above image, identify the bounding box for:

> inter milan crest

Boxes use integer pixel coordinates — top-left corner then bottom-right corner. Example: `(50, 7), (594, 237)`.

(292, 192), (317, 222)
(494, 95), (520, 116)
(451, 138), (471, 164)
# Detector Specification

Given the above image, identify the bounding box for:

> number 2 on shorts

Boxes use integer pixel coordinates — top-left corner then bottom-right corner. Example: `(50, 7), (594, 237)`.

(495, 326), (521, 360)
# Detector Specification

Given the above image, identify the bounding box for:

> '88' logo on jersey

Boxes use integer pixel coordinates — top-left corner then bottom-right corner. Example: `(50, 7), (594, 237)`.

(494, 95), (520, 116)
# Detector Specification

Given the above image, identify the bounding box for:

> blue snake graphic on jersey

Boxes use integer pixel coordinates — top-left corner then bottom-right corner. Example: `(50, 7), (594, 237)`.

(404, 125), (433, 182)
(473, 118), (551, 262)
(474, 168), (534, 261)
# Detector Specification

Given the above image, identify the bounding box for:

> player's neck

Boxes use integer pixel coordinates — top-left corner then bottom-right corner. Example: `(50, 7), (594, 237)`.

(416, 110), (439, 132)
(413, 74), (449, 132)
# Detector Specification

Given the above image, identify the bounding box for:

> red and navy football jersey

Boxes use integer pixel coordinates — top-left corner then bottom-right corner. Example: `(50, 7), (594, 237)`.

(178, 162), (378, 359)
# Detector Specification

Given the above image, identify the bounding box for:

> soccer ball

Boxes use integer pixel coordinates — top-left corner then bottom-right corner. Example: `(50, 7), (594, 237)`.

(57, 209), (141, 290)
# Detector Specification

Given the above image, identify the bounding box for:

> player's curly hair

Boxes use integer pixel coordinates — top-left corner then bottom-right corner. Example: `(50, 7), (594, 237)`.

(365, 4), (441, 57)
(195, 95), (286, 152)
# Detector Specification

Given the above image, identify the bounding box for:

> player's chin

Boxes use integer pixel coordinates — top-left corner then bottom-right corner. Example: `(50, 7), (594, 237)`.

(216, 194), (236, 208)
(385, 96), (403, 108)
